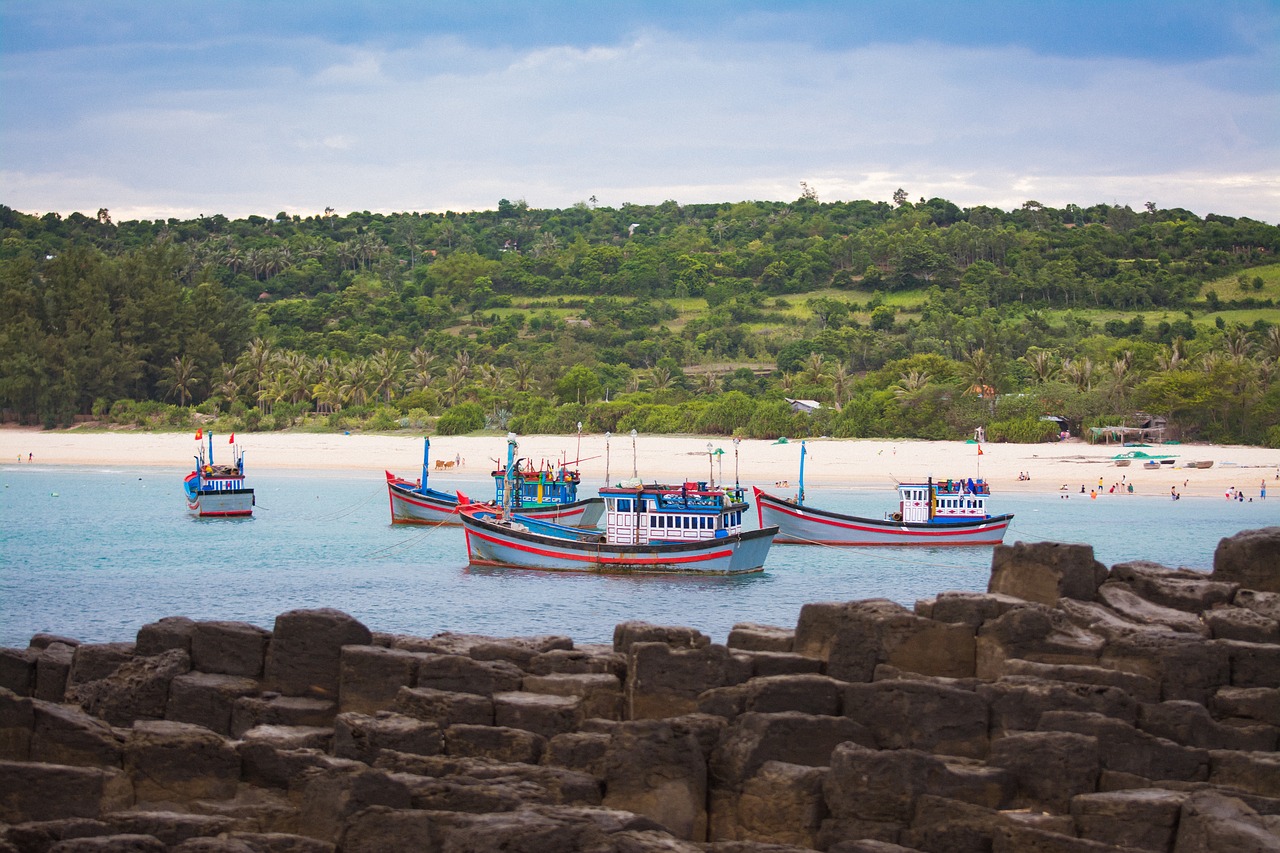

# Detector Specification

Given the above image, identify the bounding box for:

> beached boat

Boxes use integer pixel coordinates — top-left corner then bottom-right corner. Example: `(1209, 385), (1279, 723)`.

(386, 437), (603, 527)
(458, 436), (777, 574)
(754, 441), (1012, 546)
(184, 431), (253, 518)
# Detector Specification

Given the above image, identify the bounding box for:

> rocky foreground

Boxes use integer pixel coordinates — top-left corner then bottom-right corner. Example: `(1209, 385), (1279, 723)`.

(4, 531), (1280, 852)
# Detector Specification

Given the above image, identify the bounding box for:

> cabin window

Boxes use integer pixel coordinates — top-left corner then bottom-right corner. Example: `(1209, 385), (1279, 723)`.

(618, 499), (631, 512)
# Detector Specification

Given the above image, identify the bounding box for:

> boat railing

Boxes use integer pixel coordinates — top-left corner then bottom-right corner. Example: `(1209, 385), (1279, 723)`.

(934, 480), (990, 496)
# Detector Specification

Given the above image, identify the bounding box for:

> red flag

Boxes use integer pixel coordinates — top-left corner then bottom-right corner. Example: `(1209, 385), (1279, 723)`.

(195, 428), (202, 440)
(977, 445), (984, 455)
(229, 433), (235, 444)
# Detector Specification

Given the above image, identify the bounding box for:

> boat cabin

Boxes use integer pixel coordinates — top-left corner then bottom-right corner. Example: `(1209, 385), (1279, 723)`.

(493, 459), (583, 508)
(897, 478), (991, 523)
(600, 482), (748, 545)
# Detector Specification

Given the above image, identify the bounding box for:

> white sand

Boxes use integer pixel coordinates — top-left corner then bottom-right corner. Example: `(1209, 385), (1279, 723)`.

(2, 426), (1277, 499)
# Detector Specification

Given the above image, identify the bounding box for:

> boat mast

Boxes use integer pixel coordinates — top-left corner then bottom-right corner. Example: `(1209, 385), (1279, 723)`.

(502, 433), (518, 521)
(422, 437), (431, 486)
(798, 440), (807, 505)
(208, 431), (214, 466)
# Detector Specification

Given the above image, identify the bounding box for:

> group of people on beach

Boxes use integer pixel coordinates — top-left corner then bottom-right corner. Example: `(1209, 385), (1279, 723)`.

(15, 453), (31, 463)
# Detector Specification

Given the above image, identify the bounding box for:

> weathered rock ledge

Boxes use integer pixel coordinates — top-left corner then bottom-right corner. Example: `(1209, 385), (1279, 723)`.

(4, 527), (1280, 852)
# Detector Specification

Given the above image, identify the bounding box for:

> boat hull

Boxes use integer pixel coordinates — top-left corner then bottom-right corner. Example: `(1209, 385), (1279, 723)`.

(754, 489), (1011, 546)
(188, 488), (255, 518)
(388, 478), (605, 528)
(461, 508), (777, 574)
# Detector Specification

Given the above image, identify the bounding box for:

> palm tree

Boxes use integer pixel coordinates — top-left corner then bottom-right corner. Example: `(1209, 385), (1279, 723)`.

(893, 370), (931, 398)
(213, 365), (242, 409)
(237, 339), (276, 411)
(370, 348), (408, 403)
(443, 365), (469, 405)
(409, 348), (437, 390)
(829, 363), (851, 411)
(162, 355), (200, 406)
(803, 352), (830, 386)
(960, 348), (995, 397)
(1061, 356), (1095, 392)
(508, 360), (535, 393)
(699, 371), (720, 394)
(648, 365), (673, 394)
(1023, 349), (1057, 384)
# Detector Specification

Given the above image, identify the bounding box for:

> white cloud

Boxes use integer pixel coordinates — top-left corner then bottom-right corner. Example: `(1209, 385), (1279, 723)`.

(2, 27), (1276, 222)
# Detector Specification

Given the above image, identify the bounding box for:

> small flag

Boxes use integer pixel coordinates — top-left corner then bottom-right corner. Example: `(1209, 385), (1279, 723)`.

(977, 445), (984, 455)
(195, 428), (202, 440)
(229, 433), (235, 444)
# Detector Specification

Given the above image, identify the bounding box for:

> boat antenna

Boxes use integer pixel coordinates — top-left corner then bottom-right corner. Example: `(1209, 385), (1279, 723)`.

(733, 437), (740, 490)
(576, 422), (582, 469)
(798, 440), (807, 505)
(604, 432), (611, 486)
(502, 433), (518, 521)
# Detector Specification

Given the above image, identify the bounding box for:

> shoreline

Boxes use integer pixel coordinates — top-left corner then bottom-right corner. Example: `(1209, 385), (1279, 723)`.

(2, 425), (1277, 500)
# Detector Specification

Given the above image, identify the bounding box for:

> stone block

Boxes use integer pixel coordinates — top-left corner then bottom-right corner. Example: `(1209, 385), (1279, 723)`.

(135, 616), (197, 657)
(1208, 749), (1280, 799)
(975, 605), (1104, 680)
(987, 541), (1108, 605)
(1206, 606), (1280, 643)
(1069, 788), (1185, 851)
(700, 673), (843, 721)
(0, 761), (132, 822)
(333, 806), (436, 853)
(104, 811), (239, 847)
(991, 824), (1127, 852)
(1212, 686), (1280, 726)
(230, 694), (336, 738)
(726, 622), (794, 653)
(415, 654), (524, 696)
(1138, 699), (1276, 751)
(901, 795), (1007, 853)
(603, 719), (707, 841)
(978, 676), (1138, 736)
(844, 679), (990, 758)
(542, 731), (611, 776)
(922, 591), (1027, 627)
(1037, 710), (1209, 782)
(624, 642), (752, 720)
(70, 648), (191, 728)
(0, 646), (38, 696)
(166, 672), (261, 736)
(521, 672), (623, 721)
(444, 723), (545, 764)
(493, 691), (582, 738)
(123, 720), (241, 804)
(1110, 561), (1238, 612)
(1172, 789), (1280, 852)
(710, 760), (826, 847)
(333, 711), (442, 764)
(1099, 632), (1229, 704)
(296, 766), (413, 844)
(394, 686), (494, 726)
(741, 650), (823, 678)
(191, 621), (270, 678)
(1211, 526), (1280, 593)
(67, 643), (135, 686)
(30, 700), (125, 768)
(824, 742), (999, 825)
(710, 711), (874, 786)
(1000, 659), (1160, 702)
(337, 645), (422, 715)
(796, 599), (976, 682)
(35, 642), (76, 702)
(612, 621), (710, 654)
(264, 609), (372, 699)
(1096, 583), (1208, 635)
(0, 688), (33, 761)
(236, 740), (341, 790)
(1234, 588), (1280, 621)
(988, 730), (1099, 812)
(527, 647), (626, 678)
(468, 635), (573, 667)
(1218, 638), (1280, 689)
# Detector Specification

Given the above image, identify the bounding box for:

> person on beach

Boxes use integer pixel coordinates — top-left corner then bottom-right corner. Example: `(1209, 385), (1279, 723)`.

(1262, 480), (1267, 500)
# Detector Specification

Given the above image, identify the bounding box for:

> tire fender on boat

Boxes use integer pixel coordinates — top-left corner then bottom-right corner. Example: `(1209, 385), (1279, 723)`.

(891, 512), (902, 522)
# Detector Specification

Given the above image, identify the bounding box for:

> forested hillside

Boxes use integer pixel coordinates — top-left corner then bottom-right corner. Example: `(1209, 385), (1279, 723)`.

(2, 196), (1278, 446)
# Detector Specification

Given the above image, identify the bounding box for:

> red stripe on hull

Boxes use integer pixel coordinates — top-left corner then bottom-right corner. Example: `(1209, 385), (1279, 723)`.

(467, 527), (733, 566)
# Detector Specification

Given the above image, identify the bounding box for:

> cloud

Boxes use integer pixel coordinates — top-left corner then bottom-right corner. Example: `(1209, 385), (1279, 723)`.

(2, 17), (1276, 222)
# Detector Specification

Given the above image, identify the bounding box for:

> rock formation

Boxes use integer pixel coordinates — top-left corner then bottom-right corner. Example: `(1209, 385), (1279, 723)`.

(2, 529), (1280, 851)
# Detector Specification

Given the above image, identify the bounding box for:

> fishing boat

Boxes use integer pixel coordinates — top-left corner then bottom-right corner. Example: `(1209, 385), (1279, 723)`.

(753, 441), (1013, 546)
(183, 431), (254, 518)
(386, 437), (603, 527)
(458, 435), (777, 574)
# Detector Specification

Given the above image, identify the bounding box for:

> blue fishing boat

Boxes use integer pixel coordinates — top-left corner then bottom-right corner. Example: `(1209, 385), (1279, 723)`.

(184, 431), (254, 518)
(458, 435), (777, 574)
(386, 437), (603, 527)
(754, 441), (1013, 545)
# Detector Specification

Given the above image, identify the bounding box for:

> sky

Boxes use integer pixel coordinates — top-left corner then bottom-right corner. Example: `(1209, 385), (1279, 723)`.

(2, 1), (1277, 223)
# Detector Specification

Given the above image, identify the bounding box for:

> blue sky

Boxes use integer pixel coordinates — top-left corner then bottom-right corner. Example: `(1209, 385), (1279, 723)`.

(2, 1), (1277, 222)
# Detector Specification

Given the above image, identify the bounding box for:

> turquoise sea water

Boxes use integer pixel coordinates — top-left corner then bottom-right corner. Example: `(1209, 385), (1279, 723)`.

(0, 465), (1273, 648)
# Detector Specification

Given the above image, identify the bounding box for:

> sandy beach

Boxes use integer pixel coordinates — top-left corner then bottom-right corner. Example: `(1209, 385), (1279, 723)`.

(3, 425), (1278, 500)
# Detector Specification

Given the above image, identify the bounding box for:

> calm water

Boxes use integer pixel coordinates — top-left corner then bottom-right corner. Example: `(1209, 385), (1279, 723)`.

(0, 465), (1273, 648)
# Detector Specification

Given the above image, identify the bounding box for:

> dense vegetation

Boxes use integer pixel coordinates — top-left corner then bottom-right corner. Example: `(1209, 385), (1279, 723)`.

(2, 195), (1279, 446)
